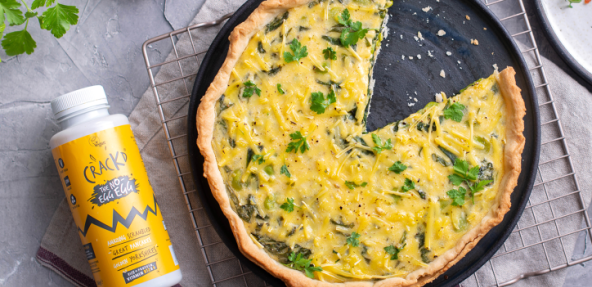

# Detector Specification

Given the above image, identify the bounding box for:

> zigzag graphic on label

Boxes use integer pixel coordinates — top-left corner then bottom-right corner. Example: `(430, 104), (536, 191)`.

(78, 195), (158, 236)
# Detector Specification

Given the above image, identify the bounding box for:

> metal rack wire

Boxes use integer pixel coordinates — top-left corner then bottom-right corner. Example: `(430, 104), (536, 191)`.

(141, 0), (592, 286)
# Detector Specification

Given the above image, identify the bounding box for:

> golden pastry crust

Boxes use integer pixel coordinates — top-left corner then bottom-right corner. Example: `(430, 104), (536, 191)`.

(196, 0), (526, 286)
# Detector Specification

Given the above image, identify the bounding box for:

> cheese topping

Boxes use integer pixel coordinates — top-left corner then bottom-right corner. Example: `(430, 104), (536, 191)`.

(211, 0), (506, 282)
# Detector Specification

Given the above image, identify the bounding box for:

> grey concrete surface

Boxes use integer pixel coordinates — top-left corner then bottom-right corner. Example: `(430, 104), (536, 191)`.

(0, 0), (592, 286)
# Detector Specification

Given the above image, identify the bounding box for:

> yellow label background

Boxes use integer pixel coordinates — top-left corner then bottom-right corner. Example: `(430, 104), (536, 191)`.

(52, 124), (180, 286)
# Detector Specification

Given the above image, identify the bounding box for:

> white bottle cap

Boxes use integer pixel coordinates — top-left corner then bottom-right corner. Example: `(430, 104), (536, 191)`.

(51, 86), (110, 123)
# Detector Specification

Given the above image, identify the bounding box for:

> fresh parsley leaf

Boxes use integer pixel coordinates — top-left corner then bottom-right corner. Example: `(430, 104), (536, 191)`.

(447, 187), (467, 206)
(450, 158), (480, 182)
(385, 230), (407, 259)
(448, 174), (465, 186)
(371, 134), (393, 154)
(470, 180), (492, 194)
(39, 3), (79, 38)
(337, 9), (368, 47)
(467, 166), (480, 181)
(310, 90), (336, 114)
(344, 181), (368, 190)
(277, 83), (285, 95)
(401, 178), (415, 192)
(251, 154), (265, 164)
(280, 198), (295, 212)
(468, 180), (493, 202)
(453, 158), (469, 176)
(0, 0), (25, 25)
(443, 102), (465, 122)
(242, 80), (261, 98)
(280, 164), (291, 178)
(286, 252), (322, 279)
(322, 46), (337, 60)
(2, 29), (36, 56)
(338, 8), (351, 25)
(384, 244), (405, 260)
(31, 0), (55, 9)
(284, 38), (308, 63)
(304, 265), (322, 279)
(286, 131), (310, 153)
(347, 232), (361, 247)
(388, 161), (407, 174)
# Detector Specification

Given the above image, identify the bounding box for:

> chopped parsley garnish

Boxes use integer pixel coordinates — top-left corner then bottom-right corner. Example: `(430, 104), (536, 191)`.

(401, 178), (415, 192)
(310, 90), (336, 114)
(242, 80), (261, 98)
(322, 46), (337, 60)
(280, 198), (295, 212)
(443, 102), (466, 122)
(384, 245), (401, 260)
(371, 134), (393, 154)
(337, 9), (368, 47)
(344, 181), (368, 190)
(284, 38), (308, 63)
(286, 252), (322, 279)
(280, 164), (291, 178)
(448, 158), (480, 185)
(347, 232), (361, 247)
(286, 131), (310, 153)
(447, 159), (493, 203)
(447, 187), (467, 206)
(468, 179), (493, 202)
(251, 154), (265, 164)
(388, 161), (407, 174)
(385, 231), (408, 260)
(277, 83), (285, 94)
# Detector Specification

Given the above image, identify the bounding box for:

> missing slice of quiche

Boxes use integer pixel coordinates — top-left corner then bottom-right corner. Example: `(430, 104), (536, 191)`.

(196, 0), (526, 286)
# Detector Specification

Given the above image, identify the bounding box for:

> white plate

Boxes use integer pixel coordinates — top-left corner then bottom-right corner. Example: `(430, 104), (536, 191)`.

(536, 0), (592, 83)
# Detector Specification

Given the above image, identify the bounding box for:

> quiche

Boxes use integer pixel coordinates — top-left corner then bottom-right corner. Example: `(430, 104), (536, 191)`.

(196, 0), (526, 286)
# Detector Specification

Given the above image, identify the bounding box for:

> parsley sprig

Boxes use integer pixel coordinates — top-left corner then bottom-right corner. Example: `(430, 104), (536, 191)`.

(447, 187), (467, 206)
(286, 252), (322, 279)
(337, 9), (369, 47)
(371, 134), (393, 154)
(286, 131), (310, 153)
(310, 90), (336, 114)
(347, 232), (361, 247)
(251, 154), (265, 165)
(401, 178), (415, 192)
(242, 81), (261, 98)
(322, 46), (336, 60)
(384, 231), (407, 260)
(280, 197), (295, 212)
(284, 38), (308, 63)
(443, 102), (466, 122)
(447, 159), (493, 204)
(280, 164), (291, 178)
(344, 181), (367, 190)
(388, 161), (407, 174)
(0, 0), (79, 62)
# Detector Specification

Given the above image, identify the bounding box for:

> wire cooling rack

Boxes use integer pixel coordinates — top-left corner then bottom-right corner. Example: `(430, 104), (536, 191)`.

(141, 0), (592, 286)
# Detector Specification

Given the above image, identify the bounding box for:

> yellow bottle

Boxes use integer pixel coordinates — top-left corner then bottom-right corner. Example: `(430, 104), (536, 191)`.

(49, 86), (182, 287)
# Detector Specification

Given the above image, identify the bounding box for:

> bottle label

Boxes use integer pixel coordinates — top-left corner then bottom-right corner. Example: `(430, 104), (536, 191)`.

(52, 124), (180, 286)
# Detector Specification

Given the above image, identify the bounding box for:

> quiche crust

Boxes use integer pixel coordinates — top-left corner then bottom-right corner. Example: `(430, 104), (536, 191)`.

(196, 0), (526, 286)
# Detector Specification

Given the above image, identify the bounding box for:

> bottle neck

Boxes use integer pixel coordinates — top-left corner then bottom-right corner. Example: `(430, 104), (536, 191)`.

(60, 108), (110, 130)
